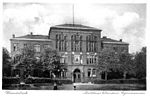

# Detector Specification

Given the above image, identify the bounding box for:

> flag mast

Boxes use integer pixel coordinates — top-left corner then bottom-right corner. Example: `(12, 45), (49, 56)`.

(73, 4), (74, 25)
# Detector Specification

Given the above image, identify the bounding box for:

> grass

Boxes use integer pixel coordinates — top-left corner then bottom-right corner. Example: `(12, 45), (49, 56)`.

(3, 83), (146, 90)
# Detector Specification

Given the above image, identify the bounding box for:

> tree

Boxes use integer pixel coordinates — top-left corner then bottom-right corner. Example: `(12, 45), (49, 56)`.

(134, 47), (146, 79)
(13, 46), (37, 80)
(118, 52), (135, 79)
(41, 48), (66, 78)
(3, 47), (11, 77)
(98, 48), (119, 80)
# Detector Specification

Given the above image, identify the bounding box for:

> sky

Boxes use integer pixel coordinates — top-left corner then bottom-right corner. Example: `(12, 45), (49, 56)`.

(3, 3), (146, 53)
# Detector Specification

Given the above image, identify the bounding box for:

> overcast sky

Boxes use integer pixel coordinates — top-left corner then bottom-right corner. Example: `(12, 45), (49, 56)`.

(3, 3), (146, 53)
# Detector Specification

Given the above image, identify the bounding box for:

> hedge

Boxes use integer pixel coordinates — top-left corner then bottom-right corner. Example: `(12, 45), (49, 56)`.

(2, 77), (20, 84)
(2, 77), (72, 85)
(93, 79), (146, 84)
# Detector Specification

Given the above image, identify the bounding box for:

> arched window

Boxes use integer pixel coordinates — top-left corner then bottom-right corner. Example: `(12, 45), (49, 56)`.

(56, 34), (67, 51)
(80, 36), (82, 51)
(71, 34), (82, 52)
(86, 35), (98, 52)
(88, 69), (91, 77)
(92, 69), (96, 76)
(56, 34), (58, 40)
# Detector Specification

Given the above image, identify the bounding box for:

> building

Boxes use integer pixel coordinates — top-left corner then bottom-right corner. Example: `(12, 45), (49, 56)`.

(10, 24), (129, 82)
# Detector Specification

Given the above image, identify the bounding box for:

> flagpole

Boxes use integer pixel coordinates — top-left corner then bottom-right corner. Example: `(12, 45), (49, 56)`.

(73, 4), (74, 25)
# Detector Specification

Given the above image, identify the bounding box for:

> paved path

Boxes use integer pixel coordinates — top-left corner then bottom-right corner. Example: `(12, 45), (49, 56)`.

(6, 83), (146, 90)
(59, 83), (146, 90)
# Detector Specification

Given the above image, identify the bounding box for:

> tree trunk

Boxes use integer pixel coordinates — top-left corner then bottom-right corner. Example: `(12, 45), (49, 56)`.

(49, 71), (51, 78)
(105, 71), (107, 80)
(20, 69), (24, 82)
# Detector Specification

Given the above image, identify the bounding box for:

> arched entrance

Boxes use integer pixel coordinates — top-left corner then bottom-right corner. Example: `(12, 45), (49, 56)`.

(73, 69), (81, 82)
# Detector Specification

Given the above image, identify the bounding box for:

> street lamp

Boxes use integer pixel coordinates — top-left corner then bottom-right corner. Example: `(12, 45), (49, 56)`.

(72, 52), (74, 54)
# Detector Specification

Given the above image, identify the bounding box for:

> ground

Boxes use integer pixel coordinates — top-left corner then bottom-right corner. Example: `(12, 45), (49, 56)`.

(5, 83), (146, 90)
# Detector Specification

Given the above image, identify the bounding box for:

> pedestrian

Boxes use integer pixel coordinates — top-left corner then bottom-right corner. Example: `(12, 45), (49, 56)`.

(73, 85), (76, 90)
(73, 83), (76, 90)
(53, 82), (57, 90)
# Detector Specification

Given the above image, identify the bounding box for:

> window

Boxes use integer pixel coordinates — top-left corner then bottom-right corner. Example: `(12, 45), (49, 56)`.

(60, 56), (67, 64)
(92, 69), (96, 76)
(94, 56), (97, 63)
(90, 57), (92, 64)
(13, 43), (18, 51)
(87, 57), (89, 64)
(24, 44), (27, 48)
(60, 57), (65, 63)
(71, 34), (82, 52)
(80, 55), (83, 64)
(34, 44), (40, 52)
(87, 55), (97, 64)
(86, 35), (97, 52)
(101, 42), (104, 49)
(88, 69), (91, 77)
(121, 47), (126, 52)
(56, 34), (67, 51)
(113, 47), (118, 52)
(62, 70), (66, 78)
(44, 44), (50, 49)
(80, 36), (82, 51)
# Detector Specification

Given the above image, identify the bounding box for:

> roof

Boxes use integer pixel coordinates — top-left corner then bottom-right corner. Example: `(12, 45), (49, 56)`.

(15, 34), (49, 39)
(10, 34), (52, 41)
(101, 37), (129, 45)
(50, 24), (101, 31)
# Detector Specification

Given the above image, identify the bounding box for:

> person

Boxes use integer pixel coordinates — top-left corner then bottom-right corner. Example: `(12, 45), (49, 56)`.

(73, 85), (76, 90)
(73, 83), (76, 90)
(53, 82), (57, 90)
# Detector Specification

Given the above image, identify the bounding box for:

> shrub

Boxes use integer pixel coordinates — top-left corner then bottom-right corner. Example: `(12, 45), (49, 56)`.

(26, 78), (72, 84)
(2, 77), (20, 84)
(3, 77), (73, 85)
(93, 79), (146, 84)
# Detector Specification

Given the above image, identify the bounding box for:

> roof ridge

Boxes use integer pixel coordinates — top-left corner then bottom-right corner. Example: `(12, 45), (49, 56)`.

(51, 23), (101, 30)
(101, 37), (129, 44)
(15, 34), (49, 39)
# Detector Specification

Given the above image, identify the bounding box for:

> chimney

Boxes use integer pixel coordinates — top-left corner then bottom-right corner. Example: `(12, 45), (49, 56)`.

(30, 32), (33, 35)
(103, 36), (107, 38)
(12, 34), (15, 38)
(120, 39), (122, 42)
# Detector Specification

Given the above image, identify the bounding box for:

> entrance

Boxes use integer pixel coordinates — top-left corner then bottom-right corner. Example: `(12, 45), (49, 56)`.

(73, 69), (81, 82)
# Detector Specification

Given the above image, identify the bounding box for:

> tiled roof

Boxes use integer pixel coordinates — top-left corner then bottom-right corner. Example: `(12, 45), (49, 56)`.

(50, 24), (101, 31)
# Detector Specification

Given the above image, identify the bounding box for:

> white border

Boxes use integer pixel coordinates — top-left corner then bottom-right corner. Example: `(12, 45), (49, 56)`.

(1, 0), (149, 96)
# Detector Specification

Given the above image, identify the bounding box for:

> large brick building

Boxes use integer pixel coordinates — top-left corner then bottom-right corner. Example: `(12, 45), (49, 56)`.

(10, 24), (129, 82)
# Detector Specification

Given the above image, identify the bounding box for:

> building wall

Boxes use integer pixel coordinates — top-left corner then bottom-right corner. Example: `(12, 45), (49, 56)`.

(10, 39), (53, 58)
(10, 27), (129, 82)
(102, 43), (129, 53)
(49, 28), (101, 82)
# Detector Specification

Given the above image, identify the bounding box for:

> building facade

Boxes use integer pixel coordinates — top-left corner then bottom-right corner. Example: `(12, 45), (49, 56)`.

(10, 24), (129, 82)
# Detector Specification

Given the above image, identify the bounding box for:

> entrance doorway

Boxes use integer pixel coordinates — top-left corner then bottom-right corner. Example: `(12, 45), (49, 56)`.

(73, 69), (81, 82)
